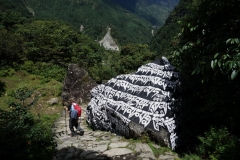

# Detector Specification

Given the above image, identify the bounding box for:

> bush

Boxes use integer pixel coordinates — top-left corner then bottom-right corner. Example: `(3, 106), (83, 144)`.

(0, 80), (6, 97)
(0, 87), (56, 159)
(181, 154), (201, 160)
(197, 126), (240, 160)
(20, 61), (66, 82)
(0, 67), (15, 77)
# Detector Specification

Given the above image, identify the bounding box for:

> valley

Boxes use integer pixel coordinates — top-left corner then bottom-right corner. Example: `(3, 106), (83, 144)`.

(9, 0), (179, 45)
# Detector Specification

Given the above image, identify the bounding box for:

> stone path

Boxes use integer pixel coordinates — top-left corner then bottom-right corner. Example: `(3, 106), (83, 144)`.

(53, 104), (179, 160)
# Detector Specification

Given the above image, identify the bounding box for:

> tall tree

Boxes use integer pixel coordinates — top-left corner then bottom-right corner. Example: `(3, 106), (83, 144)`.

(171, 0), (240, 81)
(15, 20), (104, 67)
(119, 44), (155, 74)
(0, 29), (24, 66)
(167, 0), (240, 153)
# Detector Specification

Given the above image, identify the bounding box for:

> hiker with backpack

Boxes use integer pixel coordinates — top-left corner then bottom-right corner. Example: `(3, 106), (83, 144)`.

(64, 98), (84, 137)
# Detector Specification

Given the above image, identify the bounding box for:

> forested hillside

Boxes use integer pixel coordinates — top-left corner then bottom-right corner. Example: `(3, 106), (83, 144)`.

(149, 0), (188, 56)
(8, 0), (155, 45)
(0, 0), (156, 83)
(6, 0), (180, 45)
(112, 0), (179, 26)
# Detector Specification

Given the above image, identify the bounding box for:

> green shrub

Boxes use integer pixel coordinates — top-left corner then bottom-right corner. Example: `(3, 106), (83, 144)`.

(0, 67), (15, 77)
(19, 61), (36, 74)
(20, 61), (66, 82)
(181, 154), (201, 160)
(0, 87), (56, 159)
(0, 80), (6, 97)
(40, 77), (50, 84)
(55, 85), (62, 97)
(197, 126), (240, 160)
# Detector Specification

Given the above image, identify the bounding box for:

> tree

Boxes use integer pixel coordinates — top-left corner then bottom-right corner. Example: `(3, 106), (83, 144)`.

(15, 20), (104, 69)
(119, 44), (155, 73)
(15, 20), (75, 65)
(0, 29), (24, 66)
(167, 0), (240, 154)
(171, 0), (240, 81)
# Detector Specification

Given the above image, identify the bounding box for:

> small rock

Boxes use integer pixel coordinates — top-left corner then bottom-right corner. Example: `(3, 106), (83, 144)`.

(47, 98), (59, 105)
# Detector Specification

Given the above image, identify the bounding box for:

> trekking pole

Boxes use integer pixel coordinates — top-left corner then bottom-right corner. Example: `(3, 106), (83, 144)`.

(79, 116), (81, 127)
(65, 108), (68, 135)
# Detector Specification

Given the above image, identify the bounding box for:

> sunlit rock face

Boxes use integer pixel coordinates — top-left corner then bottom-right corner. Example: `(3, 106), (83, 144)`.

(86, 57), (182, 150)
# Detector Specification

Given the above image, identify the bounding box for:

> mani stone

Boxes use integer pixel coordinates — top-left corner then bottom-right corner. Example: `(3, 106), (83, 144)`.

(86, 57), (182, 150)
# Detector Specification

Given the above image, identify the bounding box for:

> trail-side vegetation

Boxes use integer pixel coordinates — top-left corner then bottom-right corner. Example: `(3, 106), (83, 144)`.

(151, 0), (240, 159)
(0, 86), (59, 159)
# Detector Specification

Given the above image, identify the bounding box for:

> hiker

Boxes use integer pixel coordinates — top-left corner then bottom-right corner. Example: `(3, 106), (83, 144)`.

(64, 98), (84, 136)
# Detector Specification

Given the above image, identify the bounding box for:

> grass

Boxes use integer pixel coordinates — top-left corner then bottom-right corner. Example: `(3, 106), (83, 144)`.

(122, 134), (178, 159)
(148, 142), (173, 158)
(0, 70), (63, 125)
(180, 154), (201, 160)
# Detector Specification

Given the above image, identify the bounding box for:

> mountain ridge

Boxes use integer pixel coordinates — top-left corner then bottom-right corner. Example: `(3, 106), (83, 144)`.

(112, 0), (179, 25)
(8, 0), (179, 45)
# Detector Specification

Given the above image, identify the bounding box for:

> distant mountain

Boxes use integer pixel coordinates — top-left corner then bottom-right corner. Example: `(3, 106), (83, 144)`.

(8, 0), (179, 45)
(8, 0), (153, 45)
(111, 0), (180, 26)
(149, 0), (190, 56)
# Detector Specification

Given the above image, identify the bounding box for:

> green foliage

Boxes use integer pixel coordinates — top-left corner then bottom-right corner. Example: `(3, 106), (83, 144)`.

(180, 154), (201, 160)
(149, 0), (189, 56)
(149, 1), (240, 158)
(87, 50), (121, 83)
(0, 66), (16, 77)
(0, 2), (29, 67)
(9, 86), (34, 105)
(119, 44), (156, 73)
(148, 142), (172, 157)
(73, 40), (104, 68)
(14, 20), (105, 82)
(112, 0), (179, 26)
(0, 80), (6, 97)
(170, 0), (240, 81)
(197, 127), (240, 160)
(211, 38), (240, 80)
(0, 0), (29, 30)
(15, 20), (76, 64)
(1, 0), (158, 84)
(0, 87), (56, 159)
(150, 22), (181, 56)
(0, 29), (25, 66)
(10, 0), (153, 45)
(20, 61), (66, 82)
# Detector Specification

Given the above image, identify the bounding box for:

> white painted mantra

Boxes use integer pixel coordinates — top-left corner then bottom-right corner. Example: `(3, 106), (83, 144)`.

(87, 57), (181, 150)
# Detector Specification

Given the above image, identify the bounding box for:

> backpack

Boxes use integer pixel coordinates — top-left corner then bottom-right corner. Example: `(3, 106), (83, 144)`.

(71, 103), (81, 117)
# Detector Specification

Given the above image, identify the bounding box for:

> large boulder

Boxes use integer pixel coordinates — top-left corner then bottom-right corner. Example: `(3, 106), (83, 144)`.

(62, 64), (98, 105)
(86, 57), (182, 150)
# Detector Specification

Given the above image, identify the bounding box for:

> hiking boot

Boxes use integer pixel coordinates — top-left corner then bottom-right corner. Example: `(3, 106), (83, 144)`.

(80, 130), (84, 136)
(71, 132), (74, 137)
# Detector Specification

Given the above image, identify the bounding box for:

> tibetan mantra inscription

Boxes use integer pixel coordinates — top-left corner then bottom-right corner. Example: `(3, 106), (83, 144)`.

(86, 57), (181, 150)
